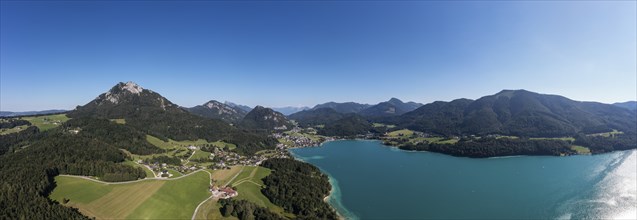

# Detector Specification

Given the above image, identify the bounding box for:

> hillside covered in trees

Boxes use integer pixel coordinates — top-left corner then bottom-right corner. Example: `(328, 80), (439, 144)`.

(0, 127), (147, 219)
(260, 158), (338, 219)
(68, 82), (277, 155)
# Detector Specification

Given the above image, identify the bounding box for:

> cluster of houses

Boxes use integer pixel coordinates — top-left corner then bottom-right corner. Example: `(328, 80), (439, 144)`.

(272, 128), (333, 148)
(210, 185), (238, 199)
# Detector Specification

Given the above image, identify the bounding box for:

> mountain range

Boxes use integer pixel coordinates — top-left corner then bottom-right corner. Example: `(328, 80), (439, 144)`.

(396, 90), (636, 137)
(311, 102), (372, 113)
(614, 101), (637, 111)
(0, 109), (68, 117)
(271, 106), (310, 115)
(186, 100), (248, 123)
(68, 82), (276, 155)
(7, 81), (636, 141)
(359, 98), (423, 117)
(240, 106), (292, 131)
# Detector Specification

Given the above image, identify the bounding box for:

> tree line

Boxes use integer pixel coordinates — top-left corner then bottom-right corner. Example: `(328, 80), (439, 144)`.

(0, 125), (148, 219)
(399, 137), (574, 158)
(219, 199), (285, 220)
(260, 158), (338, 219)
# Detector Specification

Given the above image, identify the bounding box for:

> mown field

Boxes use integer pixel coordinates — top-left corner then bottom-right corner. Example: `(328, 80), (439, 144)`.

(228, 166), (291, 218)
(0, 125), (29, 135)
(146, 135), (236, 150)
(20, 114), (69, 131)
(50, 171), (210, 219)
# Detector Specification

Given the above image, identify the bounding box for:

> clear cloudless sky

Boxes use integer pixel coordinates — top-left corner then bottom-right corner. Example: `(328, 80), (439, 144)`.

(1, 1), (635, 111)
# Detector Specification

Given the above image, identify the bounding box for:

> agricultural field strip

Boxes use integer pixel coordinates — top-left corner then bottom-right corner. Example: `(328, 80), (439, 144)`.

(232, 167), (262, 187)
(192, 170), (214, 220)
(59, 169), (215, 219)
(223, 166), (245, 187)
(58, 169), (208, 185)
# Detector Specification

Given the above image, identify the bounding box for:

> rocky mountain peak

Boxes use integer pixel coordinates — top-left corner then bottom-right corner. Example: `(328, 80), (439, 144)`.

(100, 81), (145, 104)
(121, 81), (143, 94)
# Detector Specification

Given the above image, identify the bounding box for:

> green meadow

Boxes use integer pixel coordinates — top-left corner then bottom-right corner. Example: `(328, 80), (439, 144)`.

(229, 166), (292, 218)
(50, 171), (210, 219)
(0, 125), (29, 135)
(20, 114), (69, 131)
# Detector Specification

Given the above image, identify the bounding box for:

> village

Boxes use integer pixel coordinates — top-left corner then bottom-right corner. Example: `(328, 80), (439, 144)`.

(272, 127), (335, 148)
(138, 142), (291, 179)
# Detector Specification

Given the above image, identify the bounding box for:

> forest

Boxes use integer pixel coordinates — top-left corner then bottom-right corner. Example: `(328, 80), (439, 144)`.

(0, 118), (31, 128)
(260, 158), (338, 219)
(399, 137), (574, 158)
(573, 133), (637, 153)
(63, 117), (163, 155)
(0, 129), (147, 219)
(219, 199), (285, 220)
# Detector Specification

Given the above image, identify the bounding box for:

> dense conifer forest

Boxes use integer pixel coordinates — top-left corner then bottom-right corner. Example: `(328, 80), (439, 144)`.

(260, 159), (338, 219)
(0, 129), (146, 219)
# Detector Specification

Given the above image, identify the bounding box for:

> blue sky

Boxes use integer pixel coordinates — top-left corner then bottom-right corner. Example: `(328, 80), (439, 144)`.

(1, 1), (635, 111)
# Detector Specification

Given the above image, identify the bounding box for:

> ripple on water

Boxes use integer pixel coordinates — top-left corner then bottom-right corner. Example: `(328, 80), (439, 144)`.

(556, 150), (637, 220)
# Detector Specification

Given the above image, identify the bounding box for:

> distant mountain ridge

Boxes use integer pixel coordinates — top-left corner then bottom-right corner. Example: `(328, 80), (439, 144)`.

(186, 100), (247, 123)
(614, 101), (637, 111)
(359, 98), (422, 117)
(312, 102), (372, 113)
(0, 109), (68, 117)
(271, 106), (310, 115)
(225, 101), (252, 112)
(289, 108), (348, 126)
(240, 106), (292, 131)
(397, 90), (637, 137)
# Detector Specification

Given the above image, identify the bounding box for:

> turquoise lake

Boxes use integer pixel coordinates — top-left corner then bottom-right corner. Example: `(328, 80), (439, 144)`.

(290, 140), (637, 220)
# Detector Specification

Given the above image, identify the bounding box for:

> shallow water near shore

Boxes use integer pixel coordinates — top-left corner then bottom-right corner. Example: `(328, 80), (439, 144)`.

(290, 140), (637, 219)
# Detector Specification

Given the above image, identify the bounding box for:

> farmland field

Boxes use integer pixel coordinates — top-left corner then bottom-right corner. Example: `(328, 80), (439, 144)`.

(50, 171), (210, 219)
(20, 114), (69, 131)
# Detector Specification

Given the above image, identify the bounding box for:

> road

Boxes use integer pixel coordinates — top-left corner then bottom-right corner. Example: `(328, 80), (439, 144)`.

(58, 169), (207, 185)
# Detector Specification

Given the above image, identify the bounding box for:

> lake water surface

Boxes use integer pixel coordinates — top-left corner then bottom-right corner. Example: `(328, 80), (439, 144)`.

(290, 140), (637, 220)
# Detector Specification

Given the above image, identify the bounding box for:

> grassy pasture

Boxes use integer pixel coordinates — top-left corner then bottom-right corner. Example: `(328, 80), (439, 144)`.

(20, 114), (69, 131)
(570, 145), (591, 154)
(529, 137), (576, 142)
(146, 135), (236, 150)
(587, 129), (624, 137)
(228, 166), (290, 218)
(387, 129), (414, 137)
(51, 171), (210, 219)
(191, 150), (212, 161)
(372, 123), (396, 128)
(110, 118), (126, 124)
(0, 125), (29, 135)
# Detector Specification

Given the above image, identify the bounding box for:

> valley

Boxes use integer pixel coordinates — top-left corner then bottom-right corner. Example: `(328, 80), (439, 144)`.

(1, 82), (635, 220)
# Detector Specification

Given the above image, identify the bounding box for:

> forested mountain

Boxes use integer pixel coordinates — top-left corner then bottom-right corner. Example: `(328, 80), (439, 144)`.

(186, 100), (248, 123)
(68, 82), (276, 155)
(270, 106), (310, 115)
(225, 101), (252, 112)
(398, 90), (637, 137)
(614, 101), (637, 111)
(311, 101), (371, 113)
(319, 114), (372, 137)
(359, 98), (422, 117)
(288, 108), (347, 126)
(240, 106), (292, 131)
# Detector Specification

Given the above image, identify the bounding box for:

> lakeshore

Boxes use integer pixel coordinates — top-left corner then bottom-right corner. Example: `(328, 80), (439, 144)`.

(290, 140), (637, 219)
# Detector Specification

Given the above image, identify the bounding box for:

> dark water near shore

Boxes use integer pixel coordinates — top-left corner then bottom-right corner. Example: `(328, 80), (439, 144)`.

(290, 140), (637, 220)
